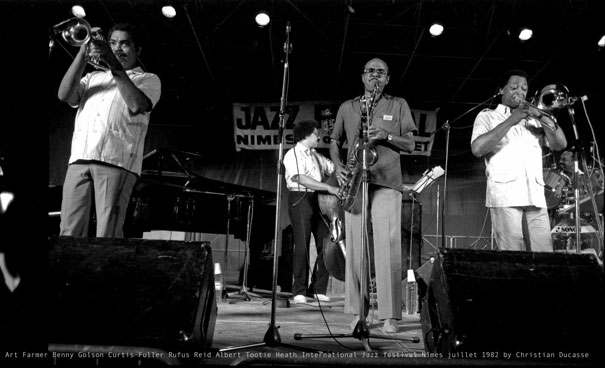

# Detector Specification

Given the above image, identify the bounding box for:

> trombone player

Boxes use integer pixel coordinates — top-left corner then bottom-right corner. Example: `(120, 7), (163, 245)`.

(57, 22), (161, 238)
(471, 70), (567, 252)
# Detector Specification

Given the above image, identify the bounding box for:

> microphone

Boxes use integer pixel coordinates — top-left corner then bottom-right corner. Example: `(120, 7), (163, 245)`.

(283, 22), (292, 54)
(564, 95), (587, 106)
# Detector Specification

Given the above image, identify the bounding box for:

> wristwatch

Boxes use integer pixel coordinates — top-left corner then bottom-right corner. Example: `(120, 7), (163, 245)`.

(386, 134), (393, 142)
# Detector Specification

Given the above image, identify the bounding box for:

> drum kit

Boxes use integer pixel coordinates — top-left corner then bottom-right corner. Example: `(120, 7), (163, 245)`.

(544, 151), (604, 260)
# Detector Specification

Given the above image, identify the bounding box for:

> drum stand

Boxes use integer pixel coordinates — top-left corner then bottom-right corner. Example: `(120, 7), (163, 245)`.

(566, 106), (603, 255)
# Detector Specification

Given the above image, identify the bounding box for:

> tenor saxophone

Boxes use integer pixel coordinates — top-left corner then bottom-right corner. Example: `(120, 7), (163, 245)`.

(337, 84), (380, 212)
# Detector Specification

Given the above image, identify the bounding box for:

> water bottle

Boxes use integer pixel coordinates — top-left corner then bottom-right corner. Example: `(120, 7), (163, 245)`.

(214, 263), (224, 304)
(405, 269), (418, 314)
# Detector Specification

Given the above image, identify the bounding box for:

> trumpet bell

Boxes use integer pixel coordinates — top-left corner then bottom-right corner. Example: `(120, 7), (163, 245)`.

(57, 17), (92, 47)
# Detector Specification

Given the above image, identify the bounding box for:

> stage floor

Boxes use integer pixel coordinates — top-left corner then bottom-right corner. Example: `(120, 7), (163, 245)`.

(209, 294), (426, 365)
(43, 290), (603, 367)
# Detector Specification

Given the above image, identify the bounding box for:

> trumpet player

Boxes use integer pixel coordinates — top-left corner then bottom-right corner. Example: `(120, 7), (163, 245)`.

(471, 69), (567, 252)
(330, 58), (416, 333)
(57, 23), (161, 238)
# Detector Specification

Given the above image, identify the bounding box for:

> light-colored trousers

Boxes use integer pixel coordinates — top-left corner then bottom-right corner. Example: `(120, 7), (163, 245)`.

(60, 162), (137, 238)
(344, 186), (402, 320)
(490, 206), (553, 252)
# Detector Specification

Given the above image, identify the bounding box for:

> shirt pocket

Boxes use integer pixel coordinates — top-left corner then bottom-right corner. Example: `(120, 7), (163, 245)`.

(490, 172), (517, 184)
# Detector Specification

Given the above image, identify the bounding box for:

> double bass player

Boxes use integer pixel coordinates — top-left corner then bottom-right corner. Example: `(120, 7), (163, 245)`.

(283, 120), (340, 305)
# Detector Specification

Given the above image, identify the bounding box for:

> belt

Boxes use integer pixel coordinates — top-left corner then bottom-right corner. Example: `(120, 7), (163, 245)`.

(288, 188), (314, 192)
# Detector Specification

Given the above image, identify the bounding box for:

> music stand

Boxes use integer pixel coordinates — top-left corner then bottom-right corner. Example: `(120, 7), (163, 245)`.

(405, 166), (444, 312)
(224, 194), (262, 301)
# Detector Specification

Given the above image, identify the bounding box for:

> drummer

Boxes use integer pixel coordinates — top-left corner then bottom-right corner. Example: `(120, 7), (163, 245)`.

(559, 149), (601, 197)
(559, 150), (574, 178)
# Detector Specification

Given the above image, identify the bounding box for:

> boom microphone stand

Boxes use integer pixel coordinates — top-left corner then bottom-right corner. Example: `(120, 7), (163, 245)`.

(436, 93), (500, 249)
(564, 101), (604, 254)
(219, 22), (319, 354)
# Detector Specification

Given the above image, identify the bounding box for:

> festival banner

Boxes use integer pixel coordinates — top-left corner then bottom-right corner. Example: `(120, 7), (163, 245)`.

(233, 101), (438, 156)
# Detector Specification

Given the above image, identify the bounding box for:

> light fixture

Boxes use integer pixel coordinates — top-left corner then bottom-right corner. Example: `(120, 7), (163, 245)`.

(429, 22), (444, 37)
(162, 5), (177, 19)
(518, 28), (533, 42)
(71, 5), (86, 18)
(598, 34), (605, 48)
(255, 11), (271, 28)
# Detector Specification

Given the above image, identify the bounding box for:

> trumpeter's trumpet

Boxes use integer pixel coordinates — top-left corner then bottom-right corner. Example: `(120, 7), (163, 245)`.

(51, 17), (109, 71)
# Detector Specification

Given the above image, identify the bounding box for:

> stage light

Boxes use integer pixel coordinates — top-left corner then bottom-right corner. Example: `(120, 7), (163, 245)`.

(255, 11), (270, 28)
(71, 5), (86, 18)
(518, 28), (533, 41)
(598, 34), (605, 48)
(162, 5), (177, 18)
(429, 23), (444, 37)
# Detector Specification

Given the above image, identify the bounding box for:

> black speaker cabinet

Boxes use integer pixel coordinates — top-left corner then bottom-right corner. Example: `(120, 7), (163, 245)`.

(421, 248), (604, 360)
(49, 236), (217, 350)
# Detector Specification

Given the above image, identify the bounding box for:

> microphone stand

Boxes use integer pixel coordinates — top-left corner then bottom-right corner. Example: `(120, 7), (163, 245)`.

(293, 88), (420, 349)
(435, 93), (499, 249)
(219, 22), (319, 354)
(565, 105), (603, 254)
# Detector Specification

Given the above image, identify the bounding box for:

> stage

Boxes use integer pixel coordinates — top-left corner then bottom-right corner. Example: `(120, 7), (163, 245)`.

(43, 288), (603, 367)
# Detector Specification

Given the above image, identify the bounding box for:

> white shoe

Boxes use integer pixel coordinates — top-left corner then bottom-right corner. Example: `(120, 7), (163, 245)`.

(293, 295), (307, 304)
(381, 318), (399, 333)
(315, 294), (331, 302)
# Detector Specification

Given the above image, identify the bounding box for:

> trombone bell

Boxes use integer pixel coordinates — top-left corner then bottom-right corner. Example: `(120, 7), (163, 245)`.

(535, 84), (569, 112)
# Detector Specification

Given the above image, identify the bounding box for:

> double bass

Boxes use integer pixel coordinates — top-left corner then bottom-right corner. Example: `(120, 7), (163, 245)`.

(318, 174), (346, 282)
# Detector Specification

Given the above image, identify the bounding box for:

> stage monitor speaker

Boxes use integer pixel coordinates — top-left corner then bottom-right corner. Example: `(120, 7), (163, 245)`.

(49, 236), (217, 350)
(421, 248), (604, 361)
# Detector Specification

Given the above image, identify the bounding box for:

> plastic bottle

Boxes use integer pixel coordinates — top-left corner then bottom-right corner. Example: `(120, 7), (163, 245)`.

(405, 269), (418, 314)
(214, 262), (224, 304)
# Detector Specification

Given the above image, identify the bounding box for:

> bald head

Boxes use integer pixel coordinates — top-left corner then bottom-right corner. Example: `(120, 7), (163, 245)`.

(361, 58), (390, 94)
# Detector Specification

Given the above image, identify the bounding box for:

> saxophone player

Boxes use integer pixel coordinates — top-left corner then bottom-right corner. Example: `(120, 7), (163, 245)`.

(330, 58), (416, 333)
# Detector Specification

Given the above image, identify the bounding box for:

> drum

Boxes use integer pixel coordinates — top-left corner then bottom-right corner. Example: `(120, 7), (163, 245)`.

(551, 216), (602, 261)
(543, 169), (570, 209)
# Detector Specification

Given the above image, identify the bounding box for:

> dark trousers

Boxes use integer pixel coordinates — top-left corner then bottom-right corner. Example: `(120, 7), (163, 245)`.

(287, 191), (330, 296)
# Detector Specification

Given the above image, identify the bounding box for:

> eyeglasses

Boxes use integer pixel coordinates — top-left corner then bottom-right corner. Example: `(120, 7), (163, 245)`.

(363, 68), (388, 76)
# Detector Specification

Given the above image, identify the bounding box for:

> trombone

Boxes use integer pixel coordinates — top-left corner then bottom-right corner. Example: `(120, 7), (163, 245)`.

(51, 17), (109, 71)
(516, 84), (571, 131)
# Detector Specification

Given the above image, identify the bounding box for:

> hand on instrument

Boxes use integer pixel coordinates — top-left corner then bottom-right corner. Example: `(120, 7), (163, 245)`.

(368, 125), (388, 144)
(511, 105), (530, 123)
(327, 185), (340, 196)
(87, 28), (121, 70)
(334, 165), (349, 187)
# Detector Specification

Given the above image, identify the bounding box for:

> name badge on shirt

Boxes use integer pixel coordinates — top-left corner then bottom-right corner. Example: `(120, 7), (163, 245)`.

(383, 115), (393, 121)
